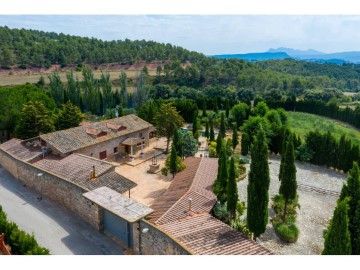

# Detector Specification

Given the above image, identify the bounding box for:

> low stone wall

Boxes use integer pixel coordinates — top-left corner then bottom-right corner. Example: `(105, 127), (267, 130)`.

(132, 219), (191, 255)
(0, 149), (102, 230)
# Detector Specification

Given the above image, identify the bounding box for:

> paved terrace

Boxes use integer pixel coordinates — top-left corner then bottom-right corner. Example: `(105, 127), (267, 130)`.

(146, 157), (271, 255)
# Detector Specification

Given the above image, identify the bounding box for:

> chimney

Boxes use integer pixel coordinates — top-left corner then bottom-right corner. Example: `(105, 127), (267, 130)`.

(92, 166), (96, 178)
(188, 197), (192, 214)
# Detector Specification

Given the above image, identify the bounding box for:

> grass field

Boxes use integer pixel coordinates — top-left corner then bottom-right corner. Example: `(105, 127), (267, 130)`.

(0, 68), (156, 87)
(288, 112), (360, 146)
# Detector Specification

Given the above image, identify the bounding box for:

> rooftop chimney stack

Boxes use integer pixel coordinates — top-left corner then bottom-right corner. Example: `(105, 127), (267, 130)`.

(188, 197), (192, 214)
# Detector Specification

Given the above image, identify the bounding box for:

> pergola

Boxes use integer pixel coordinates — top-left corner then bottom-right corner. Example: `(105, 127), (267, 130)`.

(121, 137), (144, 159)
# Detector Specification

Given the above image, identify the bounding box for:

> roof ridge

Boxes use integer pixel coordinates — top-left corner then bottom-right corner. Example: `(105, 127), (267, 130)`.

(155, 158), (206, 225)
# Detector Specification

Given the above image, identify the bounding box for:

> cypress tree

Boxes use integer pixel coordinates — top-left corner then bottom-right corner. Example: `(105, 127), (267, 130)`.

(227, 157), (238, 219)
(214, 147), (228, 204)
(192, 112), (198, 139)
(322, 198), (352, 255)
(279, 134), (297, 222)
(247, 127), (270, 240)
(118, 104), (124, 117)
(339, 162), (360, 254)
(354, 201), (360, 254)
(214, 97), (219, 113)
(209, 121), (215, 142)
(241, 132), (250, 156)
(232, 123), (239, 150)
(220, 112), (226, 138)
(202, 100), (207, 117)
(225, 99), (230, 118)
(279, 129), (290, 182)
(205, 119), (209, 139)
(169, 146), (178, 178)
(216, 133), (224, 157)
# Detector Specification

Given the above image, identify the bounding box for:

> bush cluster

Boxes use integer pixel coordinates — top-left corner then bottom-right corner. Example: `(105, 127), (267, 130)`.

(0, 205), (49, 255)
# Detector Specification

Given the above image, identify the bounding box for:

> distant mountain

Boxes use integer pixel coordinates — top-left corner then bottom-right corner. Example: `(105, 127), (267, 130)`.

(212, 52), (291, 61)
(267, 47), (324, 57)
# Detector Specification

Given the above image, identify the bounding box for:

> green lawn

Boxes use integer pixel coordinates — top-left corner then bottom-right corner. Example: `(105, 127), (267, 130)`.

(288, 112), (360, 146)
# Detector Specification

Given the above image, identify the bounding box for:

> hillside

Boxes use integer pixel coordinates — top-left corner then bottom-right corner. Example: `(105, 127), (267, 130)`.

(288, 112), (360, 146)
(0, 26), (205, 69)
(212, 52), (291, 61)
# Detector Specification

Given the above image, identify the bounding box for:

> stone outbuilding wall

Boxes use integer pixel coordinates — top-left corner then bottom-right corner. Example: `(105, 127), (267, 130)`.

(0, 148), (102, 230)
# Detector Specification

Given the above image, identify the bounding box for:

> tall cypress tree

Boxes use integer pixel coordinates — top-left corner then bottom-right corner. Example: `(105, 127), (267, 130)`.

(232, 123), (239, 150)
(169, 146), (178, 179)
(322, 198), (352, 255)
(279, 134), (297, 222)
(205, 119), (209, 139)
(214, 146), (228, 204)
(225, 99), (230, 119)
(279, 129), (290, 182)
(210, 120), (215, 142)
(172, 127), (182, 159)
(192, 112), (199, 139)
(220, 112), (226, 138)
(216, 133), (224, 157)
(247, 127), (270, 240)
(227, 157), (238, 219)
(202, 99), (207, 117)
(339, 162), (360, 254)
(241, 132), (250, 156)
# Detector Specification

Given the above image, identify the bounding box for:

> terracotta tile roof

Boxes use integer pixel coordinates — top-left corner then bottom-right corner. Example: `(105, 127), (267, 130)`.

(40, 114), (153, 154)
(146, 157), (202, 223)
(159, 214), (272, 255)
(0, 138), (42, 162)
(34, 154), (137, 193)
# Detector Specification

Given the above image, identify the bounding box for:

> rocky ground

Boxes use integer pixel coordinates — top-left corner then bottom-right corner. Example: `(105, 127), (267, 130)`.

(237, 155), (347, 255)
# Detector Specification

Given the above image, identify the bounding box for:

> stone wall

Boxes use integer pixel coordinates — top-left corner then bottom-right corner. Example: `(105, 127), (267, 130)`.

(132, 219), (191, 255)
(0, 149), (102, 230)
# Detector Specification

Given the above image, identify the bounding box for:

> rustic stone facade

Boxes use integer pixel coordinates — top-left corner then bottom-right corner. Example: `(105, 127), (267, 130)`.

(0, 148), (102, 230)
(132, 219), (191, 255)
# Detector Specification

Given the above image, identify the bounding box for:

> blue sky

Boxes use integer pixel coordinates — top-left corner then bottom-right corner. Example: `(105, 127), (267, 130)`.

(1, 15), (360, 55)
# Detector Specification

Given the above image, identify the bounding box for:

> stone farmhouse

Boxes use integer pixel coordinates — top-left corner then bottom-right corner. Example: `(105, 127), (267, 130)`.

(40, 114), (154, 160)
(0, 114), (271, 255)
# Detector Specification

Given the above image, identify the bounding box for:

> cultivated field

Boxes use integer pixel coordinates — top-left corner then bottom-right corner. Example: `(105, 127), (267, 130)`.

(288, 112), (360, 146)
(0, 69), (156, 87)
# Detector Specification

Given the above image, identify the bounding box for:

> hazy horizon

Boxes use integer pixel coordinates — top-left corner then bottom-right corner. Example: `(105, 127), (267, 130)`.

(1, 15), (360, 55)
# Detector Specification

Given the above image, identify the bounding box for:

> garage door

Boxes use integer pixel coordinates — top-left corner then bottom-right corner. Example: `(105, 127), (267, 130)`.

(103, 210), (133, 247)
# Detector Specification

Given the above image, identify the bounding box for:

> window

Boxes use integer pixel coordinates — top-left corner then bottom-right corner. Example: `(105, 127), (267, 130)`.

(114, 147), (118, 153)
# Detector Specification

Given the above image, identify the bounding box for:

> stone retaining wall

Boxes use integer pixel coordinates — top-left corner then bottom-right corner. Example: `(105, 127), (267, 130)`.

(0, 149), (102, 230)
(132, 219), (191, 255)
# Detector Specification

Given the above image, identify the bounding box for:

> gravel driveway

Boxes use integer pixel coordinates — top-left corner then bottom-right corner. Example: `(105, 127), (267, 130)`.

(237, 155), (347, 255)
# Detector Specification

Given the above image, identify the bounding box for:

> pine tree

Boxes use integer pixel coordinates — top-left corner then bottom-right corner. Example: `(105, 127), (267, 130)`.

(232, 123), (239, 150)
(15, 101), (55, 139)
(227, 157), (238, 219)
(214, 147), (228, 204)
(322, 198), (352, 255)
(205, 119), (209, 139)
(279, 134), (297, 222)
(169, 146), (178, 178)
(241, 132), (250, 156)
(220, 112), (226, 138)
(55, 101), (83, 130)
(209, 121), (215, 142)
(247, 127), (270, 240)
(339, 162), (360, 254)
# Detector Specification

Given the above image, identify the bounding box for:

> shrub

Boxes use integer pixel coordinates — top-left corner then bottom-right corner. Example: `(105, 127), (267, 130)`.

(272, 218), (300, 243)
(161, 155), (186, 176)
(239, 157), (249, 164)
(230, 218), (252, 239)
(272, 194), (298, 219)
(208, 141), (217, 157)
(0, 205), (49, 255)
(212, 202), (229, 223)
